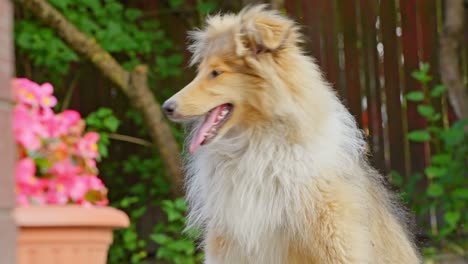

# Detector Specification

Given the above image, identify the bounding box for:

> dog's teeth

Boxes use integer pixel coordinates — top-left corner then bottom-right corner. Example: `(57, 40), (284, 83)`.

(221, 109), (229, 117)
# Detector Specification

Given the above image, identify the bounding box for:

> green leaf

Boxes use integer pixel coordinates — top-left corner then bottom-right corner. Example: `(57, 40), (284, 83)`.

(407, 130), (431, 142)
(430, 85), (446, 98)
(103, 116), (120, 132)
(427, 126), (442, 134)
(440, 128), (465, 147)
(130, 251), (147, 264)
(34, 157), (51, 170)
(125, 9), (142, 21)
(197, 1), (217, 14)
(431, 154), (450, 165)
(411, 71), (432, 84)
(120, 196), (139, 208)
(169, 0), (185, 8)
(131, 207), (147, 218)
(417, 105), (435, 119)
(174, 198), (188, 211)
(451, 118), (468, 130)
(444, 211), (460, 227)
(84, 189), (106, 203)
(452, 189), (468, 199)
(97, 133), (110, 160)
(389, 171), (403, 187)
(427, 183), (444, 197)
(150, 233), (170, 244)
(420, 63), (430, 73)
(106, 1), (124, 13)
(168, 54), (183, 65)
(406, 91), (425, 102)
(429, 113), (441, 122)
(123, 229), (138, 244)
(424, 166), (447, 179)
(48, 0), (69, 10)
(166, 208), (183, 222)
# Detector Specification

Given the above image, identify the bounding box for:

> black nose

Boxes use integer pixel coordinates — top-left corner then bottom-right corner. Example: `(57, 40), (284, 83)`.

(162, 100), (177, 116)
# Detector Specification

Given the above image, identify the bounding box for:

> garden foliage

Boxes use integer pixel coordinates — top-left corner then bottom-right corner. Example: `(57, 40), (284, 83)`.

(393, 64), (467, 257)
(14, 0), (217, 263)
(14, 0), (466, 262)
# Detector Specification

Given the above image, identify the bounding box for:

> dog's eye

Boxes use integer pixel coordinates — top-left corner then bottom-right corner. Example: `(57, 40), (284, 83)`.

(210, 70), (223, 78)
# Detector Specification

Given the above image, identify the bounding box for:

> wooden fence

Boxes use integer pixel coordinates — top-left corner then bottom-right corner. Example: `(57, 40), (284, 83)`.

(285, 0), (467, 180)
(63, 0), (467, 182)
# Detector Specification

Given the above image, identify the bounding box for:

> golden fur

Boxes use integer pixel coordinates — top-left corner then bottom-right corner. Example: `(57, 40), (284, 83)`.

(164, 5), (421, 264)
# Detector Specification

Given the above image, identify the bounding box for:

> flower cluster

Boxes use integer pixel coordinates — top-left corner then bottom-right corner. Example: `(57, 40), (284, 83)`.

(13, 78), (108, 206)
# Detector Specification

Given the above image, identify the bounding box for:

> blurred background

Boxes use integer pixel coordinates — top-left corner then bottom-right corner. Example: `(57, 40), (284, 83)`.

(6, 0), (468, 263)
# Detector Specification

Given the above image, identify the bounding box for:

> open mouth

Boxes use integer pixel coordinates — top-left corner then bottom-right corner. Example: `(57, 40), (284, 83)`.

(189, 103), (233, 153)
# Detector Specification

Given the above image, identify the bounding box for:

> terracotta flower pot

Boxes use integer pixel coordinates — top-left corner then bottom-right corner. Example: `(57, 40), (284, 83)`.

(14, 205), (130, 264)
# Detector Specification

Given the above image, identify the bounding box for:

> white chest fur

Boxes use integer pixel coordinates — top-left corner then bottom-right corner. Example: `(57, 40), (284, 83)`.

(184, 103), (365, 263)
(187, 135), (305, 263)
(185, 126), (364, 263)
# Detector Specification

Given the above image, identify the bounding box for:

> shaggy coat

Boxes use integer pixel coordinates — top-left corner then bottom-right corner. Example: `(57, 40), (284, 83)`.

(163, 5), (421, 264)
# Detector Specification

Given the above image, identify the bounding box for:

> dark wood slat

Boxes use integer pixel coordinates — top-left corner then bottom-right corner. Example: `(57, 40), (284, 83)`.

(360, 0), (386, 174)
(380, 0), (408, 176)
(301, 0), (324, 66)
(321, 0), (340, 92)
(284, 0), (297, 17)
(340, 0), (362, 127)
(418, 0), (444, 127)
(417, 0), (439, 73)
(400, 0), (430, 177)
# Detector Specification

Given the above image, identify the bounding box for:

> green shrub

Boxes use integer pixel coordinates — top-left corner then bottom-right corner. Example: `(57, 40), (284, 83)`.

(392, 63), (467, 258)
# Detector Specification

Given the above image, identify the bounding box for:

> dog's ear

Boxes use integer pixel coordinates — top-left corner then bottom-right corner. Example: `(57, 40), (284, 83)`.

(235, 8), (294, 56)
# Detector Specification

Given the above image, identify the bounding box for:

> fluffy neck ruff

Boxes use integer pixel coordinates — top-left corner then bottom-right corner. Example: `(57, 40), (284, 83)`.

(183, 56), (366, 262)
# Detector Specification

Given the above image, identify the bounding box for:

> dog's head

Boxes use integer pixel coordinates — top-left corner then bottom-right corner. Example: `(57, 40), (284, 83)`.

(163, 5), (301, 152)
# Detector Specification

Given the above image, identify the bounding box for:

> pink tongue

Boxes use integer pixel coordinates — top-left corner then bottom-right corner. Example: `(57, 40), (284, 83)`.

(189, 105), (225, 153)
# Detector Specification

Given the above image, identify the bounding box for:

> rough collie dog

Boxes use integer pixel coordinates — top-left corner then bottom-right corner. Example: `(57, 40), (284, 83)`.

(162, 5), (421, 264)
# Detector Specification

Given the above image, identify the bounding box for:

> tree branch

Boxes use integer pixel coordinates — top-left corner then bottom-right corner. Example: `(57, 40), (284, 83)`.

(439, 0), (468, 120)
(18, 0), (184, 197)
(108, 133), (154, 148)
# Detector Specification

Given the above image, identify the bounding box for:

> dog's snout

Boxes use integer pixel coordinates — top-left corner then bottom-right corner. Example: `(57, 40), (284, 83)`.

(162, 100), (177, 116)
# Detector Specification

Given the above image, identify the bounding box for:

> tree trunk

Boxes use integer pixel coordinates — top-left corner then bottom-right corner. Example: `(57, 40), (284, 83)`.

(439, 0), (468, 121)
(18, 0), (184, 197)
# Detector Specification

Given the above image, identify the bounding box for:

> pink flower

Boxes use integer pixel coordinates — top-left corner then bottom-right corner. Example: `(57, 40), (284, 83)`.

(37, 82), (57, 108)
(16, 191), (46, 206)
(43, 110), (81, 137)
(67, 175), (107, 204)
(43, 179), (69, 205)
(15, 158), (37, 185)
(12, 79), (58, 109)
(76, 132), (100, 159)
(57, 110), (81, 135)
(13, 105), (47, 150)
(86, 175), (107, 190)
(48, 159), (82, 178)
(15, 158), (46, 206)
(13, 78), (40, 106)
(69, 177), (89, 201)
(48, 141), (69, 161)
